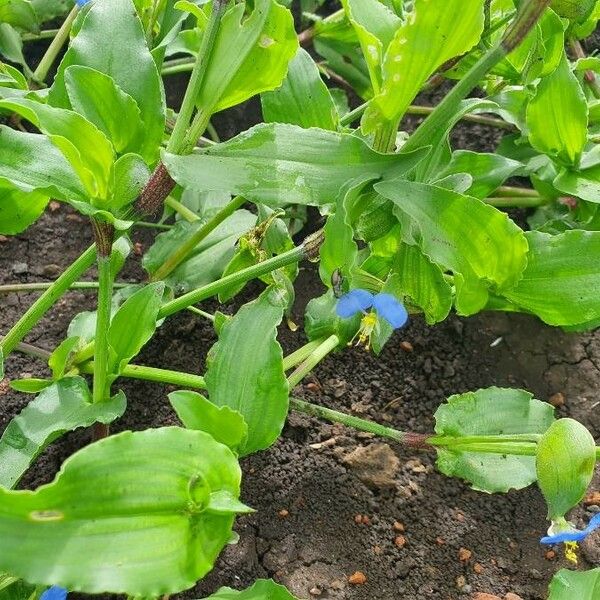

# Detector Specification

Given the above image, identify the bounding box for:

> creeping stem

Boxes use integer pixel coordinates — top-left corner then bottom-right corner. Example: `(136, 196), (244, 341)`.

(0, 245), (97, 358)
(287, 335), (340, 388)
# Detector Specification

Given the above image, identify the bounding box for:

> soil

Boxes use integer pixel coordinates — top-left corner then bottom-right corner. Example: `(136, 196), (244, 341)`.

(2, 17), (600, 600)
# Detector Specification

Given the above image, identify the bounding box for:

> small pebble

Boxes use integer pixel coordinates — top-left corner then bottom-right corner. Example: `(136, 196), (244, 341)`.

(473, 562), (484, 574)
(372, 545), (382, 555)
(400, 341), (413, 352)
(436, 537), (446, 545)
(12, 262), (28, 275)
(584, 492), (600, 506)
(278, 509), (289, 518)
(42, 264), (61, 278)
(393, 521), (405, 532)
(455, 575), (467, 589)
(309, 587), (322, 596)
(133, 242), (144, 256)
(459, 548), (472, 562)
(544, 549), (556, 560)
(505, 594), (524, 600)
(394, 535), (407, 548)
(348, 571), (367, 585)
(49, 200), (61, 211)
(0, 235), (7, 242)
(549, 392), (565, 407)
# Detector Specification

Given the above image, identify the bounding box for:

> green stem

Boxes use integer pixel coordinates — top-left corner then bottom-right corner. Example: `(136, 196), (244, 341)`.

(151, 196), (245, 282)
(185, 305), (215, 322)
(158, 243), (307, 319)
(282, 338), (327, 371)
(80, 361), (206, 389)
(180, 108), (212, 154)
(22, 29), (60, 41)
(485, 196), (549, 208)
(0, 245), (96, 356)
(0, 281), (130, 294)
(166, 0), (227, 154)
(92, 253), (113, 404)
(162, 59), (195, 76)
(494, 185), (540, 198)
(31, 5), (78, 83)
(135, 221), (172, 230)
(372, 119), (399, 153)
(165, 196), (201, 222)
(288, 334), (339, 388)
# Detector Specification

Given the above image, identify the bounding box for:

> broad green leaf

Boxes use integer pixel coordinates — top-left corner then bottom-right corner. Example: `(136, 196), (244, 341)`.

(391, 243), (452, 325)
(304, 289), (360, 347)
(49, 0), (165, 163)
(143, 210), (256, 292)
(502, 230), (600, 326)
(169, 390), (248, 451)
(64, 66), (145, 160)
(433, 387), (555, 492)
(0, 578), (34, 600)
(0, 427), (251, 594)
(0, 0), (38, 32)
(0, 24), (26, 68)
(526, 53), (587, 167)
(205, 287), (289, 456)
(361, 0), (485, 134)
(0, 126), (87, 202)
(0, 377), (125, 489)
(261, 48), (338, 130)
(554, 163), (600, 203)
(9, 378), (51, 393)
(548, 568), (600, 600)
(437, 150), (522, 199)
(29, 0), (71, 23)
(0, 97), (114, 199)
(0, 184), (48, 235)
(341, 0), (401, 92)
(164, 123), (427, 208)
(202, 579), (299, 599)
(107, 282), (164, 378)
(193, 0), (297, 113)
(550, 0), (596, 21)
(48, 337), (80, 380)
(108, 153), (151, 214)
(536, 418), (595, 519)
(374, 180), (528, 315)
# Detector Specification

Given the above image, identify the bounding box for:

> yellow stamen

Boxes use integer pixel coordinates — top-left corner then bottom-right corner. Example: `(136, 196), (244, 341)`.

(564, 541), (578, 564)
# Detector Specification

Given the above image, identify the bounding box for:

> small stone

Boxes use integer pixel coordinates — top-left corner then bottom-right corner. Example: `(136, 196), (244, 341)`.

(400, 341), (413, 352)
(309, 587), (322, 596)
(306, 382), (320, 393)
(587, 504), (600, 514)
(49, 200), (61, 211)
(343, 443), (400, 489)
(133, 242), (143, 256)
(454, 511), (465, 522)
(472, 594), (501, 600)
(394, 535), (407, 548)
(330, 579), (344, 590)
(12, 262), (28, 275)
(544, 550), (556, 560)
(354, 514), (363, 524)
(505, 594), (523, 600)
(549, 392), (565, 407)
(584, 492), (600, 506)
(529, 569), (544, 580)
(348, 571), (367, 585)
(42, 264), (61, 278)
(455, 575), (467, 589)
(66, 213), (83, 222)
(362, 515), (370, 525)
(393, 521), (405, 532)
(278, 509), (289, 518)
(436, 537), (446, 545)
(0, 235), (7, 242)
(473, 563), (484, 574)
(459, 548), (472, 562)
(372, 545), (383, 555)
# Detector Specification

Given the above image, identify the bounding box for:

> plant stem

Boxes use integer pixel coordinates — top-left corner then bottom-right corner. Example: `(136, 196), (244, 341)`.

(0, 281), (131, 294)
(79, 361), (206, 389)
(135, 221), (172, 231)
(495, 185), (540, 198)
(485, 196), (549, 208)
(185, 305), (215, 322)
(165, 196), (200, 222)
(0, 245), (96, 357)
(373, 119), (399, 153)
(282, 338), (327, 371)
(151, 196), (246, 282)
(158, 230), (323, 319)
(288, 335), (340, 388)
(31, 5), (78, 83)
(166, 0), (227, 154)
(22, 29), (60, 41)
(92, 253), (113, 404)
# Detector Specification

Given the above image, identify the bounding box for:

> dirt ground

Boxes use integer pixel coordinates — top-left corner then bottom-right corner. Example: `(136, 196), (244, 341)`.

(1, 18), (600, 600)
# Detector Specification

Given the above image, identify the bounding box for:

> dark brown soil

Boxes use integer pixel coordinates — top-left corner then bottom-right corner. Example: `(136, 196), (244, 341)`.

(2, 23), (600, 600)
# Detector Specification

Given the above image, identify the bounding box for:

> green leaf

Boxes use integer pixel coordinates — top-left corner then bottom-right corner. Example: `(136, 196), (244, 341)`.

(48, 337), (80, 380)
(0, 126), (87, 202)
(548, 568), (600, 600)
(0, 183), (49, 235)
(433, 387), (555, 493)
(194, 0), (297, 113)
(143, 210), (256, 292)
(202, 579), (299, 600)
(0, 24), (26, 68)
(0, 577), (34, 600)
(107, 282), (164, 378)
(550, 0), (596, 21)
(437, 150), (522, 199)
(536, 418), (596, 520)
(164, 123), (427, 208)
(64, 66), (146, 160)
(374, 180), (528, 315)
(9, 379), (51, 393)
(29, 0), (71, 23)
(0, 97), (115, 199)
(501, 230), (600, 327)
(261, 48), (338, 130)
(108, 153), (151, 214)
(49, 0), (165, 163)
(341, 0), (401, 92)
(391, 243), (452, 325)
(554, 163), (600, 203)
(0, 0), (38, 32)
(0, 427), (251, 594)
(205, 287), (289, 456)
(526, 53), (587, 167)
(361, 0), (485, 134)
(169, 390), (248, 451)
(0, 377), (126, 489)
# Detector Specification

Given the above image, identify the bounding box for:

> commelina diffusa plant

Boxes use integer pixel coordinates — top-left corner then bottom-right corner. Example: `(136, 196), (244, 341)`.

(1, 0), (600, 597)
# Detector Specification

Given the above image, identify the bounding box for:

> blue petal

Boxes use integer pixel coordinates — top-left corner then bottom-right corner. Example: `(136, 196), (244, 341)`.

(336, 289), (374, 318)
(540, 530), (588, 544)
(40, 587), (68, 600)
(76, 0), (91, 6)
(372, 293), (408, 329)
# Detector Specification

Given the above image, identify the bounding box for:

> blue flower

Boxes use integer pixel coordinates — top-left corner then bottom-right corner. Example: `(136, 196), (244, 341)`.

(336, 289), (408, 349)
(40, 587), (67, 600)
(76, 0), (91, 6)
(540, 513), (600, 564)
